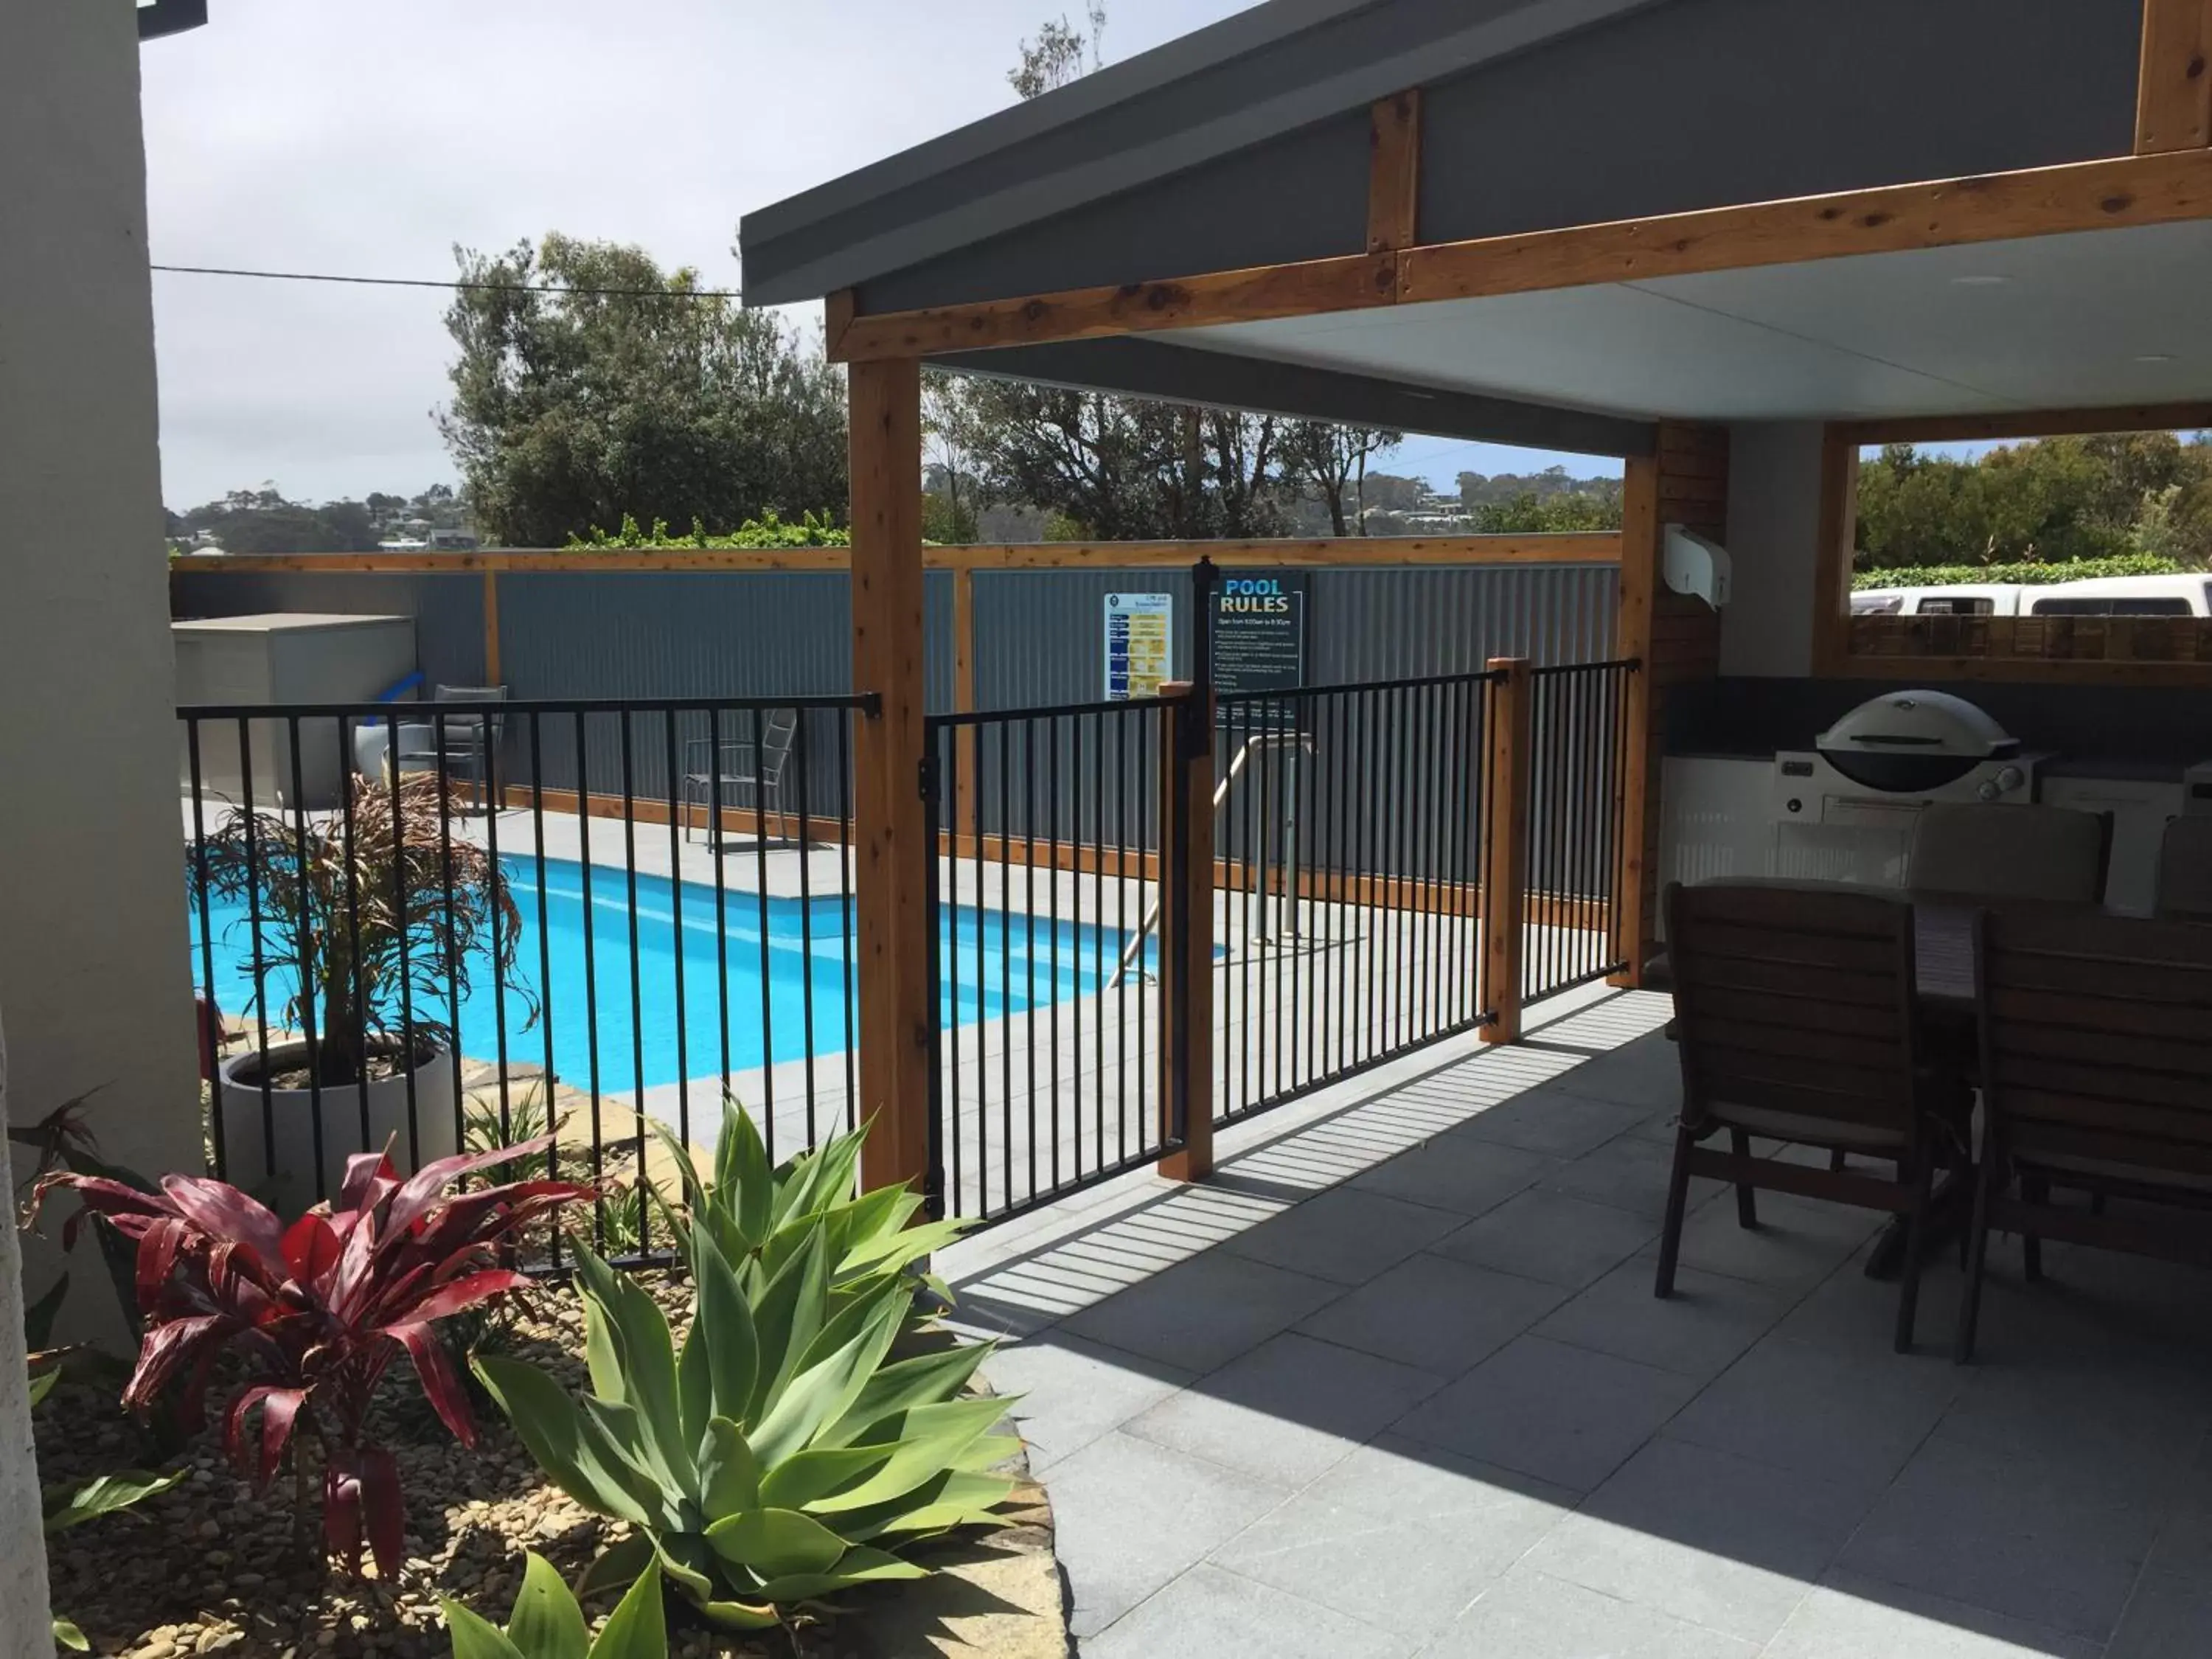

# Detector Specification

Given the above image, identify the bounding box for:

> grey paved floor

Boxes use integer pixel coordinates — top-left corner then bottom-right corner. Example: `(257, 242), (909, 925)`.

(953, 989), (2212, 1659)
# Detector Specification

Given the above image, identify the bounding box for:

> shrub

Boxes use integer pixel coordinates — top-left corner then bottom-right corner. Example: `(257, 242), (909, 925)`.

(1849, 553), (2185, 590)
(566, 510), (850, 550)
(475, 1111), (1013, 1630)
(41, 1138), (594, 1576)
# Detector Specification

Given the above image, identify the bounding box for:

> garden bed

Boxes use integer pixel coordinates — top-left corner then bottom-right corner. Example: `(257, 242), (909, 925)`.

(36, 1272), (1065, 1659)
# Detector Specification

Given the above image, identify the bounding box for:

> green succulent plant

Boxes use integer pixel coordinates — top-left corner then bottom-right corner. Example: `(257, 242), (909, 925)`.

(474, 1110), (1015, 1630)
(442, 1551), (664, 1659)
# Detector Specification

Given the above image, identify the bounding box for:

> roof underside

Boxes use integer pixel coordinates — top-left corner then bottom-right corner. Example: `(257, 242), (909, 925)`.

(740, 0), (2180, 451)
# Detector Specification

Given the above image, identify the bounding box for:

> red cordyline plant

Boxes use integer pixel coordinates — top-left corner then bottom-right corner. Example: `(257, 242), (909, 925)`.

(38, 1138), (593, 1577)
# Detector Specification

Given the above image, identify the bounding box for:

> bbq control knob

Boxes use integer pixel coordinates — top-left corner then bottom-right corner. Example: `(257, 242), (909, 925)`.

(1976, 765), (2025, 802)
(1786, 798), (1803, 814)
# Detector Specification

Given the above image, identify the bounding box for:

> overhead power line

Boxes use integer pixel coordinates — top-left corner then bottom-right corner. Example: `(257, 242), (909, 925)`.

(150, 262), (745, 300)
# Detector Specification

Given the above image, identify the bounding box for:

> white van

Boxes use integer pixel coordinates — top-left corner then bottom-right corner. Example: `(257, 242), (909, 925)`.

(2020, 574), (2212, 617)
(1850, 583), (2023, 617)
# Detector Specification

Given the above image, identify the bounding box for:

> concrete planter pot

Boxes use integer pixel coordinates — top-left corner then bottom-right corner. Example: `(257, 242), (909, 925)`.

(216, 1037), (458, 1216)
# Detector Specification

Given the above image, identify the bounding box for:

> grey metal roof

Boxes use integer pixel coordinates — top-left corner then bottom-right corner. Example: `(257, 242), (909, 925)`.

(737, 0), (1667, 306)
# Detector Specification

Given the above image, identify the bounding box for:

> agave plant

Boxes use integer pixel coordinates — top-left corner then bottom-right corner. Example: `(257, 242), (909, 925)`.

(654, 1104), (964, 1314)
(477, 1113), (1015, 1629)
(442, 1552), (664, 1659)
(39, 1137), (594, 1576)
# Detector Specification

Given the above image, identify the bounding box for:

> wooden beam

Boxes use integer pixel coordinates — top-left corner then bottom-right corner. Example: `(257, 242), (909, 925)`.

(167, 532), (1622, 577)
(1366, 89), (1422, 254)
(824, 287), (858, 356)
(1480, 657), (1531, 1041)
(928, 533), (1620, 570)
(848, 357), (932, 1196)
(1156, 684), (1215, 1182)
(1811, 428), (1860, 678)
(1833, 400), (2212, 446)
(2138, 0), (2212, 153)
(481, 569), (502, 685)
(832, 252), (1399, 361)
(1609, 456), (1659, 991)
(829, 148), (2212, 362)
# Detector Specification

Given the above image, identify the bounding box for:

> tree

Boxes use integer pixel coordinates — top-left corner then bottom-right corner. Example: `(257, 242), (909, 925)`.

(437, 234), (846, 546)
(1009, 4), (1105, 99)
(1854, 432), (2212, 570)
(1279, 420), (1402, 534)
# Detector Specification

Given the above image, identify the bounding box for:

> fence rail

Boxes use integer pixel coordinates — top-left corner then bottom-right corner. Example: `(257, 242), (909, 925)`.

(179, 695), (870, 1266)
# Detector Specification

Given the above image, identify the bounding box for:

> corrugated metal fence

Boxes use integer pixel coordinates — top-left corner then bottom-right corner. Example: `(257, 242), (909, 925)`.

(172, 561), (1616, 719)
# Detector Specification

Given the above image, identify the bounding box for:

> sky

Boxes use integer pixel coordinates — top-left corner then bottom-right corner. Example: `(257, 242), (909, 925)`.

(139, 0), (1621, 513)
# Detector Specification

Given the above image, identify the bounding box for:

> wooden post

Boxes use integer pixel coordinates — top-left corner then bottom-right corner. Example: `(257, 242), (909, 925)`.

(1156, 682), (1216, 1181)
(1481, 657), (1531, 1043)
(482, 569), (502, 685)
(1610, 455), (1660, 988)
(953, 566), (977, 839)
(1366, 89), (1422, 253)
(2137, 0), (2212, 154)
(849, 357), (932, 1194)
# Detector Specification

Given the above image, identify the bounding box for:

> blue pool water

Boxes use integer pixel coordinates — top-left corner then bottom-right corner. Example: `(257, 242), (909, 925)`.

(189, 856), (1153, 1093)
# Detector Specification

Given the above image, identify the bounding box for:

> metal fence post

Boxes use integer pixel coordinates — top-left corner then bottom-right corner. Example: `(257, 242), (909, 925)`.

(1157, 680), (1216, 1180)
(1481, 657), (1532, 1043)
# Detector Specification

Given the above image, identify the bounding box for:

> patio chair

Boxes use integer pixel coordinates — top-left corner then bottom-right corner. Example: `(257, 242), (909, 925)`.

(1658, 881), (1964, 1352)
(2154, 815), (2212, 922)
(683, 709), (800, 850)
(428, 684), (507, 809)
(1956, 906), (2212, 1362)
(1906, 801), (2112, 905)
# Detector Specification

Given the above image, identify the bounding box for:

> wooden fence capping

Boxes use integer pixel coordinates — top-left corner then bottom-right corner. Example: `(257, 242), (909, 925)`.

(1157, 682), (1217, 1181)
(848, 357), (933, 1194)
(1481, 657), (1532, 1043)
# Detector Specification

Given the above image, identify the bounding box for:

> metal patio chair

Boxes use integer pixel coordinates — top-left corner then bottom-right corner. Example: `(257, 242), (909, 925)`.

(683, 708), (800, 850)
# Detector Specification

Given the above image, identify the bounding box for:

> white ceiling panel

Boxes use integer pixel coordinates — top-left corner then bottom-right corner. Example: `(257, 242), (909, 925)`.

(1172, 220), (2212, 423)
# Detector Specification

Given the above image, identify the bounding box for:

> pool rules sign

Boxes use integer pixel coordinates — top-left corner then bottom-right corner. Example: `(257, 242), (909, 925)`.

(1103, 591), (1174, 700)
(1211, 571), (1307, 723)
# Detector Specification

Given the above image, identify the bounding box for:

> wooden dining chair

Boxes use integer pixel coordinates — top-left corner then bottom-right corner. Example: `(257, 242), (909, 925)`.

(1956, 906), (2212, 1361)
(1907, 802), (2112, 905)
(1658, 881), (1961, 1351)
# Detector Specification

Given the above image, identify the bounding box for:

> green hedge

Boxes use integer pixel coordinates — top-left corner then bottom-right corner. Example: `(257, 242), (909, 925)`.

(1850, 553), (2183, 591)
(566, 510), (850, 549)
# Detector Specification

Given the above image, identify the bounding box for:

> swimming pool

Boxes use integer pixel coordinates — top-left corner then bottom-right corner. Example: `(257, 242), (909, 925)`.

(189, 855), (1153, 1093)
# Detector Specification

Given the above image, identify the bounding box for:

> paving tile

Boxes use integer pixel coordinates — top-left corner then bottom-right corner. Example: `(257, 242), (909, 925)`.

(1220, 1184), (1466, 1286)
(1040, 1430), (1290, 1638)
(1447, 1088), (1654, 1159)
(1542, 1130), (1722, 1221)
(1431, 1188), (1659, 1290)
(1935, 1357), (2211, 1512)
(1520, 1437), (1874, 1644)
(1298, 1251), (1571, 1376)
(1304, 1432), (1580, 1528)
(2108, 1567), (2212, 1659)
(1214, 1483), (1554, 1639)
(1837, 1428), (2168, 1639)
(1391, 1334), (1701, 1492)
(1124, 1331), (1442, 1486)
(1534, 1259), (1795, 1384)
(1419, 1563), (1760, 1658)
(1085, 1562), (1413, 1659)
(1764, 1572), (2104, 1658)
(1663, 1334), (1964, 1499)
(1061, 1247), (1342, 1373)
(977, 1332), (1195, 1475)
(1545, 1034), (1688, 1110)
(1640, 1189), (1884, 1293)
(1351, 1135), (1564, 1216)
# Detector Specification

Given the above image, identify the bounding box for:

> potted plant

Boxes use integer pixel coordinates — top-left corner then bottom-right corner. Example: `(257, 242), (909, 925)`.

(192, 770), (533, 1215)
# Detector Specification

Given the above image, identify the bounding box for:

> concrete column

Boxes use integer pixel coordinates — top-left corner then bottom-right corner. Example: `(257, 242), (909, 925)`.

(1, 0), (207, 1348)
(1719, 422), (1827, 679)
